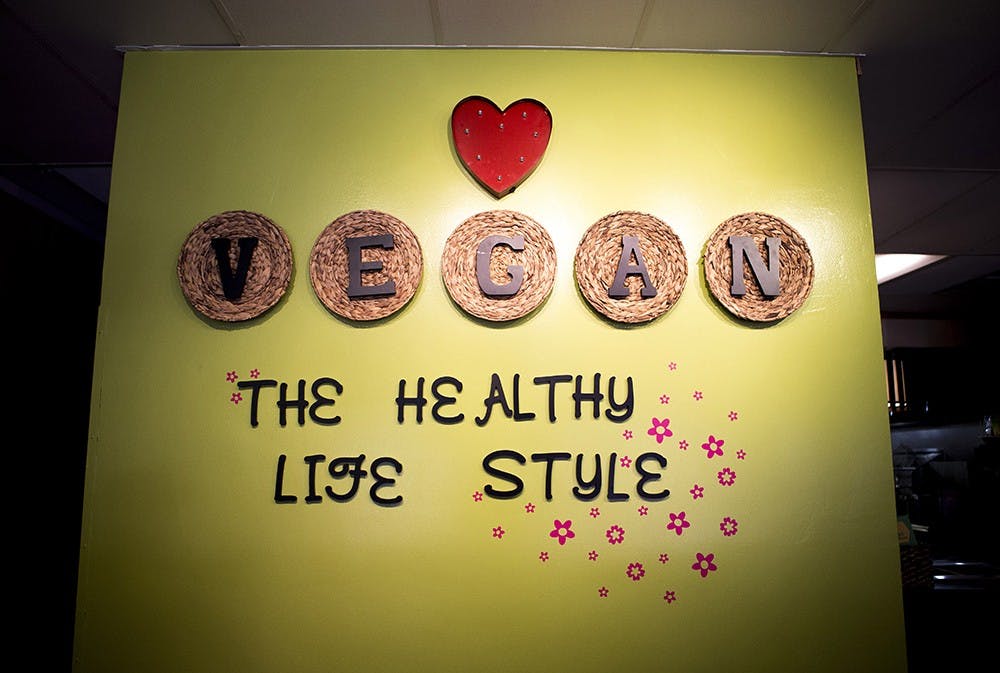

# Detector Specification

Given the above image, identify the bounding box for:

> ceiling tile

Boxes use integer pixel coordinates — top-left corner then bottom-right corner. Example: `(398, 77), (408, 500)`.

(224, 0), (436, 45)
(5, 0), (236, 101)
(868, 71), (1000, 169)
(875, 174), (1000, 254)
(845, 1), (1000, 165)
(0, 9), (117, 162)
(636, 0), (861, 52)
(878, 253), (1000, 297)
(868, 169), (991, 246)
(436, 0), (646, 47)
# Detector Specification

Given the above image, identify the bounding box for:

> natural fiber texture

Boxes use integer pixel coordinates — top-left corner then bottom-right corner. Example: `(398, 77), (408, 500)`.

(441, 210), (556, 321)
(574, 211), (688, 324)
(309, 210), (423, 321)
(703, 212), (814, 322)
(177, 210), (292, 322)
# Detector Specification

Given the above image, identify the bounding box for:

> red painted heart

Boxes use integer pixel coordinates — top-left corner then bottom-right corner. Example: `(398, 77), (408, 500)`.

(451, 96), (552, 198)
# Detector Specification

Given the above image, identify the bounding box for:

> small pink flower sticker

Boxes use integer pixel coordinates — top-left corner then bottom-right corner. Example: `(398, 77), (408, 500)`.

(659, 394), (670, 404)
(693, 390), (703, 401)
(550, 519), (575, 546)
(678, 439), (689, 450)
(647, 417), (673, 444)
(728, 410), (739, 421)
(589, 507), (600, 518)
(619, 455), (632, 468)
(492, 526), (505, 540)
(598, 586), (609, 598)
(626, 562), (645, 581)
(637, 505), (649, 516)
(690, 484), (705, 500)
(717, 467), (736, 487)
(720, 517), (739, 537)
(692, 552), (718, 578)
(249, 368), (260, 379)
(667, 511), (691, 536)
(663, 590), (677, 603)
(226, 370), (238, 383)
(605, 525), (625, 545)
(524, 502), (535, 513)
(668, 362), (678, 371)
(472, 491), (483, 502)
(588, 550), (599, 561)
(230, 392), (243, 405)
(737, 449), (746, 460)
(622, 430), (633, 440)
(702, 435), (725, 458)
(539, 551), (549, 562)
(659, 553), (670, 564)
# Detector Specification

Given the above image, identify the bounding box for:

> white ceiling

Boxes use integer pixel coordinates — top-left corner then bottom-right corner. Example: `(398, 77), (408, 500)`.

(2, 0), (998, 321)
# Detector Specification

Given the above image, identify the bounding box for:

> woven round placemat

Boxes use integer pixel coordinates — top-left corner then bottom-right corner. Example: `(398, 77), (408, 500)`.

(309, 210), (423, 322)
(177, 210), (293, 322)
(703, 212), (814, 322)
(441, 210), (556, 322)
(574, 211), (688, 324)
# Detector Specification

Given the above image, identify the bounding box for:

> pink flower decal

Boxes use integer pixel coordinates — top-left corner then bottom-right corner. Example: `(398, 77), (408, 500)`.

(728, 410), (738, 421)
(550, 519), (575, 545)
(666, 511), (691, 536)
(524, 502), (535, 513)
(589, 507), (600, 518)
(692, 552), (718, 578)
(659, 394), (670, 404)
(473, 491), (484, 502)
(720, 517), (739, 537)
(230, 392), (243, 405)
(619, 455), (632, 468)
(690, 484), (704, 500)
(226, 370), (238, 383)
(663, 590), (677, 603)
(539, 551), (549, 562)
(598, 586), (609, 598)
(701, 435), (724, 458)
(737, 449), (746, 460)
(492, 526), (505, 540)
(249, 368), (260, 379)
(678, 439), (689, 450)
(588, 550), (599, 561)
(717, 467), (736, 486)
(693, 390), (703, 401)
(626, 562), (645, 581)
(647, 417), (673, 443)
(668, 362), (677, 371)
(637, 505), (649, 516)
(659, 553), (670, 564)
(622, 430), (633, 440)
(605, 525), (625, 545)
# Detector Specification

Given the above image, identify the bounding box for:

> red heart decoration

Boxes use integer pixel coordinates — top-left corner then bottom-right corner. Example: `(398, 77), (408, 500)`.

(451, 96), (552, 198)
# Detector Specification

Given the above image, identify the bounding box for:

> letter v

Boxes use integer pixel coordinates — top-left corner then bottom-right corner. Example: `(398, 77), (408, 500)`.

(211, 237), (259, 300)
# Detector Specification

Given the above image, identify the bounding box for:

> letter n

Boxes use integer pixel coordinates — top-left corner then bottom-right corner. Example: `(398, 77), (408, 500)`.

(729, 235), (780, 297)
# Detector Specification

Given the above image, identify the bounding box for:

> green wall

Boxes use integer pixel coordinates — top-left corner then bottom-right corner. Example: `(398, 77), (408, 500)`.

(74, 48), (907, 673)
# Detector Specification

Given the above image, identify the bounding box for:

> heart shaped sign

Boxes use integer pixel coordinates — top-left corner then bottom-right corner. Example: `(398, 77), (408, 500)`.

(451, 96), (552, 198)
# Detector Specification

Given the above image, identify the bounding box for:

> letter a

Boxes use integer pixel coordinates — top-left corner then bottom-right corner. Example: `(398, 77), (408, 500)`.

(608, 235), (657, 298)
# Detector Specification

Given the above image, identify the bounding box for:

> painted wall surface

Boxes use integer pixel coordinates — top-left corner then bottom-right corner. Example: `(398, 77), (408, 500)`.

(74, 49), (906, 673)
